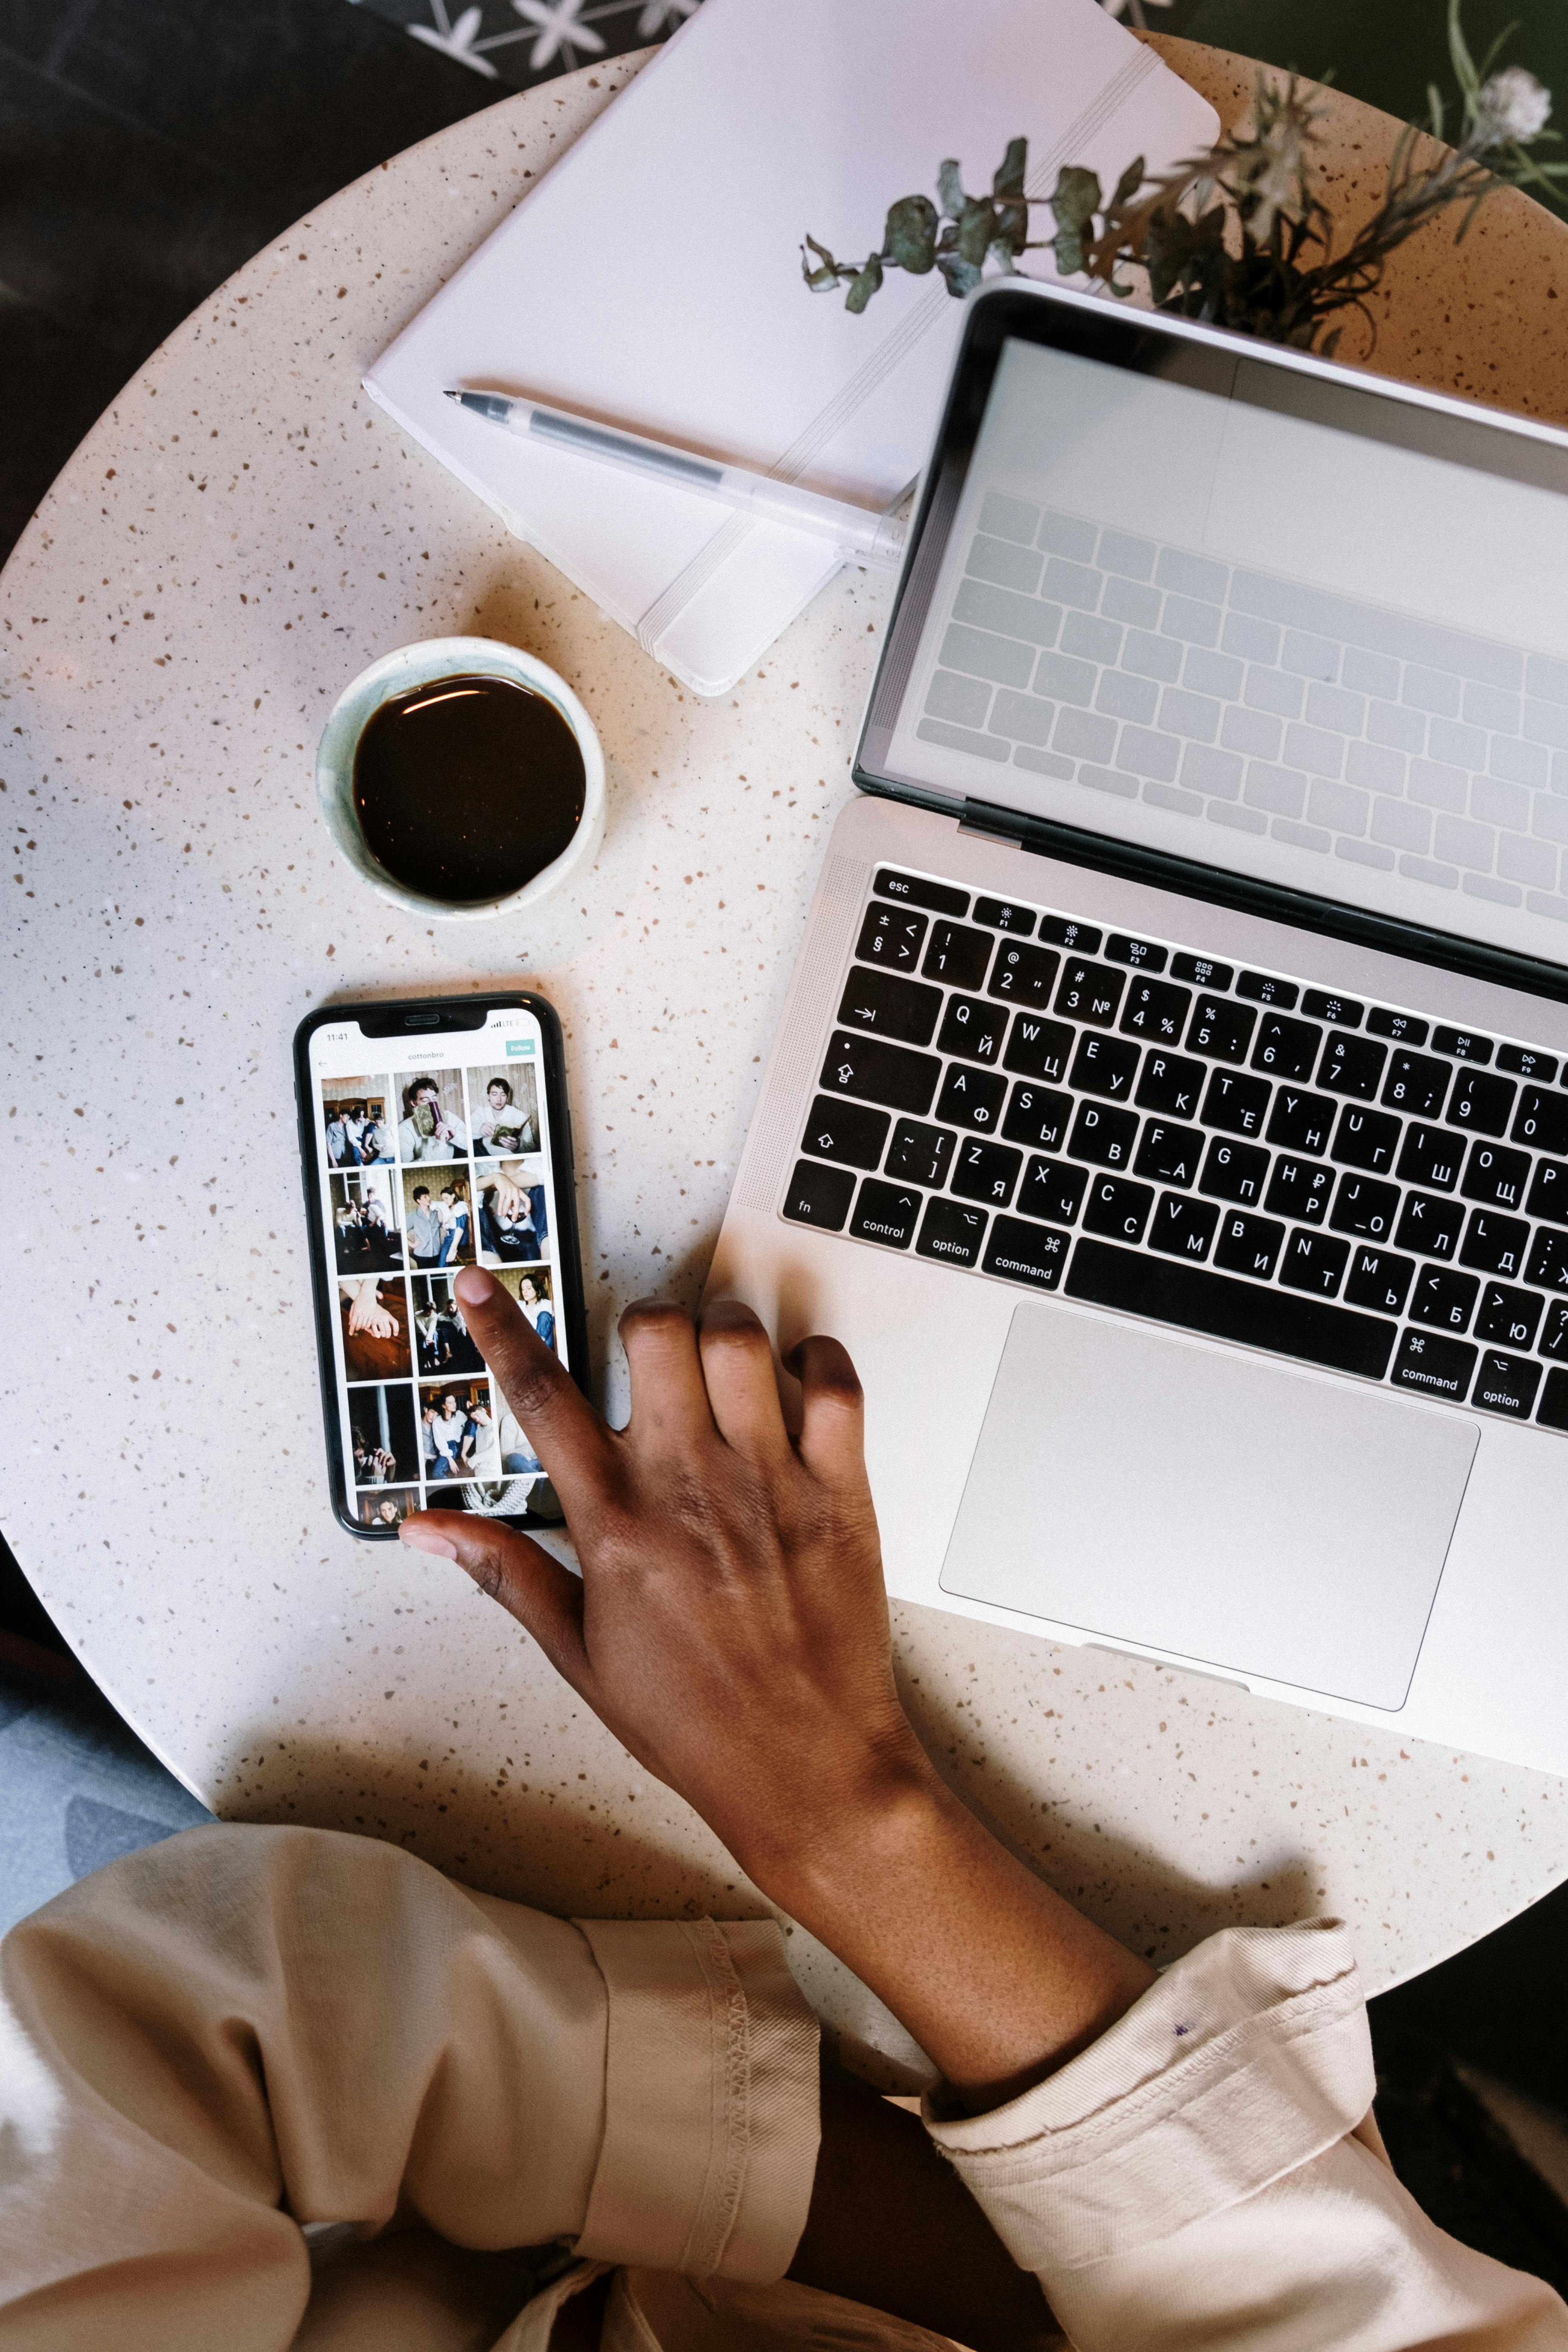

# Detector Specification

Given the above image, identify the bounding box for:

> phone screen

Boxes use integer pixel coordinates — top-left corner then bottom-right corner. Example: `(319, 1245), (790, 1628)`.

(305, 1004), (568, 1532)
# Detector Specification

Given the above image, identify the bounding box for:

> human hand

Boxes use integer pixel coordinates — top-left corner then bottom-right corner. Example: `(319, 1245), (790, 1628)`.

(346, 1280), (395, 1340)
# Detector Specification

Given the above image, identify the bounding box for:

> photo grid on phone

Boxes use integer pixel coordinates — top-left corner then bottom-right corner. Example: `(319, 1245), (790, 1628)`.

(320, 1050), (560, 1525)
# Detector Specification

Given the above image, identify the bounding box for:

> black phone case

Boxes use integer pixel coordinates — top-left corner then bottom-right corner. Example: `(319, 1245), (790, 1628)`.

(293, 990), (590, 1539)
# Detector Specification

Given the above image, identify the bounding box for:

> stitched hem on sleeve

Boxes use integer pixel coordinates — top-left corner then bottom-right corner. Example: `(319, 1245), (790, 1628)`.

(925, 1920), (1375, 2271)
(573, 1919), (818, 2282)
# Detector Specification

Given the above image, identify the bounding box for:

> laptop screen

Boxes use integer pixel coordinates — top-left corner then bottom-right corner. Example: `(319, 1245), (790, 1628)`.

(861, 297), (1568, 970)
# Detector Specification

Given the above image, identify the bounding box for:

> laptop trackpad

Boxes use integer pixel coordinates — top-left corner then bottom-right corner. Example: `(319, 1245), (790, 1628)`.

(939, 1303), (1479, 1710)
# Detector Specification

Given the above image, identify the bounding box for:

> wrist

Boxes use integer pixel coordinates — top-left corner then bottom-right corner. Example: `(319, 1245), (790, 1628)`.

(735, 1728), (951, 1920)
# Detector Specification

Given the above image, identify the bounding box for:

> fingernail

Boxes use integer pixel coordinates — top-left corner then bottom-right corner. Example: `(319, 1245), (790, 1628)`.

(400, 1523), (458, 1561)
(455, 1266), (497, 1306)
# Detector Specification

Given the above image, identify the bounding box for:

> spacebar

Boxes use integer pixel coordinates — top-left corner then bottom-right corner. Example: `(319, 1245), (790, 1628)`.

(1065, 1238), (1397, 1381)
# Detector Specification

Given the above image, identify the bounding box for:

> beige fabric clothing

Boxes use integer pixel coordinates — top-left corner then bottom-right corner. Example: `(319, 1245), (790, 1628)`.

(0, 1824), (1564, 2352)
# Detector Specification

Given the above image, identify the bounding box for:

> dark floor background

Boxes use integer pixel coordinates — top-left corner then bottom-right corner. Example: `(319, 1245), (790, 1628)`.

(3, 0), (1568, 2297)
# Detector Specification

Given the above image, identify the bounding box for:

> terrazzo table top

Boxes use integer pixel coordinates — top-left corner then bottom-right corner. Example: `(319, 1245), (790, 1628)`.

(5, 41), (1567, 2066)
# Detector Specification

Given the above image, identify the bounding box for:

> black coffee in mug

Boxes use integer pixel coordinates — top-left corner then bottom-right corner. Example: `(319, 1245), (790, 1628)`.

(353, 672), (586, 903)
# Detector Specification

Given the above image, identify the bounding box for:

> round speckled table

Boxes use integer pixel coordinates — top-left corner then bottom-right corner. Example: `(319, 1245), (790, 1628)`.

(5, 43), (1568, 2071)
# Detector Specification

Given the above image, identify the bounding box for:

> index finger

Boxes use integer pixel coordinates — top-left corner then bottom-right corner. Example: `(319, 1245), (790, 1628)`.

(452, 1265), (615, 1498)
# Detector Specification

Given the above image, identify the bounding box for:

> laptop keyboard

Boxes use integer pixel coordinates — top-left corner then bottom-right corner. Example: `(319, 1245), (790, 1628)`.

(917, 498), (1568, 926)
(782, 864), (1568, 1434)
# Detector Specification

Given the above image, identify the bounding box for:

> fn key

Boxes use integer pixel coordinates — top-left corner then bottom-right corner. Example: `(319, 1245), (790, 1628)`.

(782, 1159), (854, 1231)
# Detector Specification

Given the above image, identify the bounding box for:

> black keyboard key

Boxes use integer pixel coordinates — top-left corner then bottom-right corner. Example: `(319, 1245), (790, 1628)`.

(1198, 1136), (1269, 1207)
(1200, 1067), (1271, 1138)
(983, 1216), (1071, 1290)
(1266, 1087), (1336, 1156)
(1473, 1351), (1542, 1419)
(782, 1159), (855, 1231)
(1317, 1033), (1387, 1099)
(1135, 1051), (1204, 1119)
(1187, 995), (1256, 1062)
(1266, 1156), (1335, 1225)
(1433, 1024), (1493, 1063)
(1017, 1156), (1086, 1226)
(1002, 1083), (1073, 1153)
(1395, 1191), (1465, 1261)
(1540, 1300), (1568, 1358)
(1081, 1173), (1154, 1243)
(1344, 1246), (1415, 1316)
(850, 1178), (922, 1249)
(1054, 958), (1125, 1027)
(801, 1096), (890, 1172)
(1539, 1367), (1568, 1429)
(856, 902), (927, 971)
(1003, 1012), (1074, 1084)
(1497, 1043), (1558, 1082)
(1170, 952), (1234, 990)
(1302, 989), (1364, 1028)
(935, 1063), (1007, 1132)
(1066, 1237), (1396, 1378)
(1331, 1104), (1401, 1175)
(1067, 1098), (1139, 1169)
(952, 1136), (1023, 1207)
(838, 965), (943, 1046)
(1148, 1191), (1220, 1262)
(1251, 1013), (1321, 1081)
(1396, 1124), (1462, 1192)
(1070, 1031), (1141, 1102)
(1213, 1211), (1285, 1280)
(915, 1197), (988, 1267)
(1529, 1228), (1568, 1291)
(921, 919), (993, 990)
(1236, 971), (1297, 1009)
(1410, 1266), (1479, 1331)
(821, 1029), (939, 1115)
(1281, 1228), (1351, 1297)
(1447, 1068), (1516, 1136)
(876, 867), (967, 916)
(1106, 932), (1167, 972)
(884, 1118), (955, 1188)
(1330, 1173), (1401, 1243)
(1382, 1051), (1450, 1119)
(1512, 1085), (1568, 1156)
(1460, 1209), (1531, 1280)
(1475, 1282), (1544, 1349)
(1528, 1158), (1568, 1227)
(1037, 916), (1102, 955)
(988, 939), (1061, 1009)
(1119, 977), (1191, 1046)
(1392, 1329), (1476, 1400)
(972, 896), (1035, 934)
(1461, 1139), (1531, 1213)
(1367, 1008), (1428, 1045)
(937, 994), (1007, 1065)
(1133, 1120), (1204, 1188)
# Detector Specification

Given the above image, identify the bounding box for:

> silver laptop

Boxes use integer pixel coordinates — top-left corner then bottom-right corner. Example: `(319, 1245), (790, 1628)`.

(706, 279), (1568, 1776)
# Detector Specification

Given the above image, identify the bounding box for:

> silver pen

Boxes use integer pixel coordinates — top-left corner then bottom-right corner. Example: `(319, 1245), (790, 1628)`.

(444, 388), (908, 570)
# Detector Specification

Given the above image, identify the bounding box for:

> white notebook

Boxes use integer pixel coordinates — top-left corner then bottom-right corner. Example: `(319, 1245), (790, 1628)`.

(366, 0), (1217, 698)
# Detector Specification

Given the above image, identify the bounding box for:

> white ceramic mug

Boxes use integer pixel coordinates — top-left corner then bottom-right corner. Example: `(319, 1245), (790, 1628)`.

(315, 635), (606, 921)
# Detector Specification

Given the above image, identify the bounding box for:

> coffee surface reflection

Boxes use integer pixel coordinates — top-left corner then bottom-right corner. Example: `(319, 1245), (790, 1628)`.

(353, 672), (586, 903)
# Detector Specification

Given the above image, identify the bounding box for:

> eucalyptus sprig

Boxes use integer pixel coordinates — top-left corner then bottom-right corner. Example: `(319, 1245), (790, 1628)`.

(802, 0), (1568, 352)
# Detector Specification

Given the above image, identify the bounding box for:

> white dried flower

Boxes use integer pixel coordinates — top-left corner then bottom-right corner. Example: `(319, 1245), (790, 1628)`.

(1474, 66), (1552, 148)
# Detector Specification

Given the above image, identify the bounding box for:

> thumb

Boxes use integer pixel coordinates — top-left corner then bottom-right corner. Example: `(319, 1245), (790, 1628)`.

(403, 1512), (590, 1692)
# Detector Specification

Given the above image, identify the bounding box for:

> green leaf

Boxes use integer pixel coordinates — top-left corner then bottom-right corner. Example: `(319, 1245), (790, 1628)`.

(986, 237), (1017, 275)
(1053, 224), (1085, 276)
(845, 254), (884, 312)
(800, 233), (841, 291)
(957, 196), (997, 265)
(884, 193), (939, 273)
(1050, 164), (1102, 234)
(994, 199), (1029, 251)
(1112, 155), (1146, 209)
(936, 159), (966, 218)
(993, 136), (1028, 199)
(936, 252), (983, 297)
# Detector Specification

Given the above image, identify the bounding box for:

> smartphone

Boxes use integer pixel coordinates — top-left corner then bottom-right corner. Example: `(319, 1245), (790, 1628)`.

(294, 991), (588, 1539)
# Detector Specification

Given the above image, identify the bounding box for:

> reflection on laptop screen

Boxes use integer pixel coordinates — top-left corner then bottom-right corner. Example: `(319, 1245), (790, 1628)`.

(877, 333), (1568, 966)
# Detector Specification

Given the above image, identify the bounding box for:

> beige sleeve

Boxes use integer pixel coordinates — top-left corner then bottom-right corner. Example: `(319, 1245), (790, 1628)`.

(0, 1823), (819, 2350)
(926, 1919), (1568, 2352)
